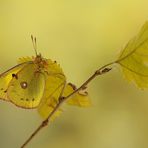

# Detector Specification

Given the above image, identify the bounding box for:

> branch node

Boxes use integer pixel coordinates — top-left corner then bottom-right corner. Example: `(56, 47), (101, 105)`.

(82, 85), (87, 90)
(59, 96), (65, 103)
(95, 70), (101, 75)
(42, 119), (49, 127)
(101, 68), (112, 74)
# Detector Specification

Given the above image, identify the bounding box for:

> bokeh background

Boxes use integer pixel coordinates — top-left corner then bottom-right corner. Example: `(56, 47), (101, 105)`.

(0, 0), (148, 148)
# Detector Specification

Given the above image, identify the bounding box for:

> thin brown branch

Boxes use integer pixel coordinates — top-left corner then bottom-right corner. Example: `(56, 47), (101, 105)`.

(20, 61), (115, 148)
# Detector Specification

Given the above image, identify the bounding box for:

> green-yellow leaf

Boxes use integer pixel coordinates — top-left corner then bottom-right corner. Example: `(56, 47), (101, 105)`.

(117, 21), (148, 88)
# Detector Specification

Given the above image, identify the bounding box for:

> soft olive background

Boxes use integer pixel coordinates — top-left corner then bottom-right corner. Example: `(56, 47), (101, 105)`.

(0, 0), (148, 148)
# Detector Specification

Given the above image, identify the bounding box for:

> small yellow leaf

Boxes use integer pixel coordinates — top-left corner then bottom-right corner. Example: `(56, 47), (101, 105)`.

(117, 21), (148, 88)
(64, 83), (91, 107)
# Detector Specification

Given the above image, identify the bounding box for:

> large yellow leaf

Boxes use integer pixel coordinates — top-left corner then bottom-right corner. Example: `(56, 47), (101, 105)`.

(117, 21), (148, 88)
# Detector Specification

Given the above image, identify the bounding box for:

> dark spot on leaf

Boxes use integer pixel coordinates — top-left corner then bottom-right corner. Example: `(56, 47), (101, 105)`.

(26, 99), (29, 101)
(4, 90), (7, 93)
(1, 88), (4, 90)
(32, 98), (35, 101)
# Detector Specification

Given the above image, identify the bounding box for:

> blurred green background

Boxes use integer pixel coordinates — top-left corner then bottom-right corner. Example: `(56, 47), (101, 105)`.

(0, 0), (148, 148)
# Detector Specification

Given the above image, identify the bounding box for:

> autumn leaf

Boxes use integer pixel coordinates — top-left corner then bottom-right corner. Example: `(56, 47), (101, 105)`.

(117, 21), (148, 88)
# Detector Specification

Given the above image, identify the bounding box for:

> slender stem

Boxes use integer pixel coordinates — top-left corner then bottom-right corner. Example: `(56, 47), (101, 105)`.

(20, 61), (115, 148)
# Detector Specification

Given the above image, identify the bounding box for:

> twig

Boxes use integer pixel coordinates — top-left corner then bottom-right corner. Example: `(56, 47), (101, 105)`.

(20, 61), (115, 148)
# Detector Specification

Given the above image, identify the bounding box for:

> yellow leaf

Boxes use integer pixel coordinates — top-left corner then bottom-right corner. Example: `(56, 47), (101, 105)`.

(37, 60), (66, 120)
(117, 21), (148, 88)
(63, 83), (91, 107)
